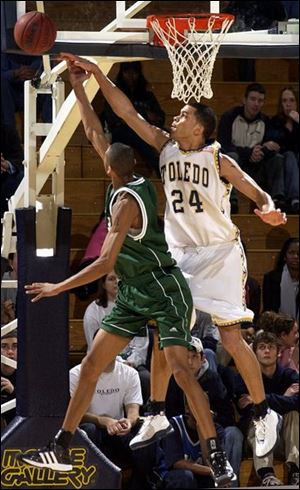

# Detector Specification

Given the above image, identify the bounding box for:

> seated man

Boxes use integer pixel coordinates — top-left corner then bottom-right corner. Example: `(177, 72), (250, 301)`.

(217, 83), (287, 211)
(1, 329), (17, 428)
(157, 402), (216, 489)
(166, 337), (242, 485)
(235, 331), (299, 486)
(69, 355), (154, 488)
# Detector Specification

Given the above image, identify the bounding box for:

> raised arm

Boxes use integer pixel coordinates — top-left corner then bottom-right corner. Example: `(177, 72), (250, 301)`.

(25, 195), (140, 301)
(220, 155), (287, 226)
(67, 61), (109, 161)
(61, 53), (169, 152)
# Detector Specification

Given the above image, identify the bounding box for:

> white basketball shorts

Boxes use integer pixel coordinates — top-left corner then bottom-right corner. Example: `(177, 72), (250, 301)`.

(169, 238), (254, 326)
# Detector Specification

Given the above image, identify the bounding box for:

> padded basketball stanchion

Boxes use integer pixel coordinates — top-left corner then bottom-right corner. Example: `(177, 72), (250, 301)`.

(1, 207), (121, 489)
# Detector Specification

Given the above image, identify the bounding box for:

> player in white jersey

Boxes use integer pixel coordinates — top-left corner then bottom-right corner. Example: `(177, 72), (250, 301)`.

(160, 139), (252, 326)
(60, 54), (286, 462)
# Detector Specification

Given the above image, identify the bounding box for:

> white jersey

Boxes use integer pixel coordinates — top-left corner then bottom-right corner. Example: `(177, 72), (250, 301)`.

(160, 140), (239, 247)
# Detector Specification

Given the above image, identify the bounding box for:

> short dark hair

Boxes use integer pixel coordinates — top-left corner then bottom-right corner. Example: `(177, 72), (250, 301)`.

(106, 143), (135, 177)
(275, 237), (299, 273)
(252, 331), (280, 354)
(256, 311), (278, 333)
(245, 83), (266, 98)
(189, 102), (217, 140)
(1, 329), (17, 340)
(273, 313), (296, 337)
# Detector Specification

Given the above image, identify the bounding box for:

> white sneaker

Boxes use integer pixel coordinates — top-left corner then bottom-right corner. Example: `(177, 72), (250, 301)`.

(129, 413), (174, 451)
(254, 409), (282, 458)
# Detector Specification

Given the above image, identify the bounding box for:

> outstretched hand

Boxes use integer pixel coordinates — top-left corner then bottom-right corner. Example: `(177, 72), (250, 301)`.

(254, 205), (287, 226)
(59, 52), (99, 76)
(25, 283), (60, 302)
(67, 60), (91, 86)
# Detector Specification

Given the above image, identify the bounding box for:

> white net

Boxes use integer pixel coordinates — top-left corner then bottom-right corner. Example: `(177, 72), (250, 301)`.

(150, 15), (234, 103)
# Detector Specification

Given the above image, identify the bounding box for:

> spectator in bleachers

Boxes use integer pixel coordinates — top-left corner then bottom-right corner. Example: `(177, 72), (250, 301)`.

(102, 61), (165, 176)
(269, 87), (299, 213)
(1, 123), (23, 216)
(256, 310), (279, 333)
(274, 314), (299, 372)
(73, 212), (108, 300)
(1, 53), (52, 134)
(217, 82), (287, 212)
(260, 312), (299, 372)
(69, 356), (154, 488)
(1, 329), (17, 428)
(83, 271), (118, 351)
(191, 310), (219, 353)
(262, 237), (299, 320)
(235, 331), (299, 486)
(270, 87), (299, 159)
(83, 272), (151, 405)
(157, 402), (216, 489)
(1, 253), (17, 326)
(166, 337), (242, 485)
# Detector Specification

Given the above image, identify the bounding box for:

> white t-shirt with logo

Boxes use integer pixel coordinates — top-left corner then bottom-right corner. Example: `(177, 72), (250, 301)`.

(69, 360), (143, 420)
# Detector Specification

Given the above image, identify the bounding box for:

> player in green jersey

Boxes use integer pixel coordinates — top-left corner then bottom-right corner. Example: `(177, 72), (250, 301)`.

(20, 60), (235, 487)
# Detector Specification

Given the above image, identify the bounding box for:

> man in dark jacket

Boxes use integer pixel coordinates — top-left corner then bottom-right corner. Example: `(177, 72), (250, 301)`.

(217, 83), (286, 211)
(235, 331), (299, 486)
(1, 329), (17, 428)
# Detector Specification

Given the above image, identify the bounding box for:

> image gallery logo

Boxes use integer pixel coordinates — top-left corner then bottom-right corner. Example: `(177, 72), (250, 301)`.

(1, 448), (97, 488)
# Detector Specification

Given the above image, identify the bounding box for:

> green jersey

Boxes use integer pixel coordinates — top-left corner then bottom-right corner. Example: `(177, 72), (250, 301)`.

(105, 175), (176, 281)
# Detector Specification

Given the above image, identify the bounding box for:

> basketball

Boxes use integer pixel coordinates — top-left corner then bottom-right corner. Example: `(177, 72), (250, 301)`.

(14, 11), (57, 55)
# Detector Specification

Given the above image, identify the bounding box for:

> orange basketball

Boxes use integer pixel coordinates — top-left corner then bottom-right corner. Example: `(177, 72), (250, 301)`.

(14, 11), (57, 55)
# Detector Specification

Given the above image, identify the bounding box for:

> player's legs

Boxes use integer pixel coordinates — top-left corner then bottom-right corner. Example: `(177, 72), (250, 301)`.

(164, 345), (216, 438)
(150, 330), (172, 402)
(164, 345), (235, 487)
(218, 324), (282, 458)
(61, 329), (130, 433)
(218, 324), (265, 403)
(20, 329), (130, 471)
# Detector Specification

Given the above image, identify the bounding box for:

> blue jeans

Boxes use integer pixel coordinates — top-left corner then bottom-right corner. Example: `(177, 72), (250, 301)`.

(164, 469), (214, 489)
(224, 426), (244, 487)
(283, 151), (299, 201)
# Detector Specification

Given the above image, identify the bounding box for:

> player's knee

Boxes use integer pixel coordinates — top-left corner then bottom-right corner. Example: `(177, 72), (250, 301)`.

(172, 364), (191, 389)
(220, 328), (243, 355)
(80, 354), (100, 383)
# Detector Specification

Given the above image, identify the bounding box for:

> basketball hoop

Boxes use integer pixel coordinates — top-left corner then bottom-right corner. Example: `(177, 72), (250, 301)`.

(146, 13), (234, 103)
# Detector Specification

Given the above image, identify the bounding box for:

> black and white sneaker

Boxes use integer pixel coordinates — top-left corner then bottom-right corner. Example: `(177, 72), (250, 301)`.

(261, 473), (283, 486)
(207, 451), (236, 488)
(20, 441), (72, 472)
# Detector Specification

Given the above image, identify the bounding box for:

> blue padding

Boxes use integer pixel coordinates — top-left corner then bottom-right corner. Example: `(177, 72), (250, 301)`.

(1, 417), (122, 489)
(15, 207), (72, 417)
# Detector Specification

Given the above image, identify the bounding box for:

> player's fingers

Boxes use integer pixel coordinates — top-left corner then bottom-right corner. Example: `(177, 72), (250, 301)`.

(31, 293), (43, 303)
(25, 283), (42, 294)
(59, 52), (76, 61)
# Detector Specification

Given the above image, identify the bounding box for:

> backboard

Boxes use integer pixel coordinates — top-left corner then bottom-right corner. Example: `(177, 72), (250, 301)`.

(1, 1), (299, 59)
